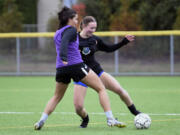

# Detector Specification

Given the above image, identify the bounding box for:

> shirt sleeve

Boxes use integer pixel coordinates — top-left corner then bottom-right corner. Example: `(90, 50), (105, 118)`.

(60, 27), (77, 62)
(96, 36), (130, 52)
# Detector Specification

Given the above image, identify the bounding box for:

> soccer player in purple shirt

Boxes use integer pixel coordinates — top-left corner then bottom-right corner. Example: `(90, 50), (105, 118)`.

(34, 7), (125, 130)
(74, 16), (141, 128)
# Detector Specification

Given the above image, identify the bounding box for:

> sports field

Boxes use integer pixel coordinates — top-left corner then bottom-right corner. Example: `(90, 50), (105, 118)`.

(0, 76), (180, 135)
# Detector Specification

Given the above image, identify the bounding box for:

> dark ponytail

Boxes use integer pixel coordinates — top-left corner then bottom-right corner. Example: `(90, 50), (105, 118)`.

(80, 16), (96, 30)
(58, 6), (77, 29)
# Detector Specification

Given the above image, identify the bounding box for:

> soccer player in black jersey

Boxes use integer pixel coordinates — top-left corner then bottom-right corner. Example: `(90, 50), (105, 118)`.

(74, 16), (141, 128)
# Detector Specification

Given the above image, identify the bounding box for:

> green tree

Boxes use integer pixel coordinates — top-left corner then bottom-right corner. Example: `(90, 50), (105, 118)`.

(0, 0), (5, 15)
(15, 0), (37, 24)
(80, 0), (180, 30)
(0, 0), (37, 24)
(0, 0), (23, 32)
(109, 0), (142, 31)
(173, 7), (180, 29)
(139, 0), (180, 30)
(79, 0), (122, 31)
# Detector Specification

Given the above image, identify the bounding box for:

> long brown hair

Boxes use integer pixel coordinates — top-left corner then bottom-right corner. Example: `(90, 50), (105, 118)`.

(80, 16), (96, 30)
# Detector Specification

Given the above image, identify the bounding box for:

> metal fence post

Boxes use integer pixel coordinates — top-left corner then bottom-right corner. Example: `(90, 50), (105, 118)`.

(16, 37), (20, 76)
(114, 36), (119, 75)
(170, 35), (174, 76)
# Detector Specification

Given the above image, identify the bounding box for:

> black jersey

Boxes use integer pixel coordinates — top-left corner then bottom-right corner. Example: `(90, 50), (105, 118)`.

(78, 33), (130, 75)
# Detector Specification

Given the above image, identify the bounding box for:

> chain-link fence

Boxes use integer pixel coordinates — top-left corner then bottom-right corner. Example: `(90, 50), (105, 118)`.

(0, 31), (180, 76)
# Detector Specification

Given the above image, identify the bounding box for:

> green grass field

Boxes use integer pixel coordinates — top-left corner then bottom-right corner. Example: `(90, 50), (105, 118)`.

(0, 76), (180, 135)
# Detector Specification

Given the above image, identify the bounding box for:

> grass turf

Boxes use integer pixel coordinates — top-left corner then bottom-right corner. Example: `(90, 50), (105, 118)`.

(0, 76), (180, 135)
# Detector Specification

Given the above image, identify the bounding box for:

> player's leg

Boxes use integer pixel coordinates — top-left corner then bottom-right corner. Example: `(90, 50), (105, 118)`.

(80, 69), (126, 127)
(100, 72), (140, 116)
(34, 82), (68, 130)
(81, 69), (110, 112)
(100, 72), (132, 106)
(44, 82), (68, 115)
(74, 84), (89, 128)
(74, 84), (87, 118)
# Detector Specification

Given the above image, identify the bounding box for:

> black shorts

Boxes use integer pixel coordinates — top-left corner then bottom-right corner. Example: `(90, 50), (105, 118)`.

(90, 64), (103, 75)
(56, 63), (90, 84)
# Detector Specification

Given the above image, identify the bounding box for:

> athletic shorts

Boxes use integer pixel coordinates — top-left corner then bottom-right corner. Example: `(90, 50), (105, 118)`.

(74, 71), (104, 88)
(56, 62), (90, 84)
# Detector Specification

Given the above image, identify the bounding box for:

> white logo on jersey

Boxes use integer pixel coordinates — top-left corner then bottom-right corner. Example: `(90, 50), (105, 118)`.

(84, 64), (87, 69)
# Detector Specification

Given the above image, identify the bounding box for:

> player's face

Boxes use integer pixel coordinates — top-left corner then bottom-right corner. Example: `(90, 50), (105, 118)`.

(69, 14), (78, 27)
(84, 22), (97, 37)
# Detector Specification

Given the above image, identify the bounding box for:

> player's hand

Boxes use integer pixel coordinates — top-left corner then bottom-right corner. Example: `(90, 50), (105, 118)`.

(62, 61), (68, 65)
(125, 35), (135, 42)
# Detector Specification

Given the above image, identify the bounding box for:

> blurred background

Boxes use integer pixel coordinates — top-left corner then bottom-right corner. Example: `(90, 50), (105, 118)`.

(0, 0), (180, 76)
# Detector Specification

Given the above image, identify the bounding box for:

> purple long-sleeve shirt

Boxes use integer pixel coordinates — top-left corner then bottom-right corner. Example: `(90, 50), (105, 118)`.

(54, 25), (83, 68)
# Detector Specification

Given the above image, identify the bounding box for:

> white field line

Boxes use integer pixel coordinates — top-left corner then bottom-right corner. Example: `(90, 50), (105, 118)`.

(0, 112), (180, 116)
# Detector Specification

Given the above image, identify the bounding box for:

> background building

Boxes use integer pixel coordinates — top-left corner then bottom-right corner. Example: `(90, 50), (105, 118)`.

(37, 0), (77, 32)
(37, 0), (63, 32)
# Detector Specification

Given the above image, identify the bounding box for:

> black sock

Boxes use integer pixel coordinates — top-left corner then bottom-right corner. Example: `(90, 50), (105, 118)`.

(82, 114), (89, 122)
(80, 114), (89, 128)
(128, 104), (141, 116)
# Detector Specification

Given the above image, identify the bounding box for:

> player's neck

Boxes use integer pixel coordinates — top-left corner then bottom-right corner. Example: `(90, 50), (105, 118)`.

(80, 31), (89, 38)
